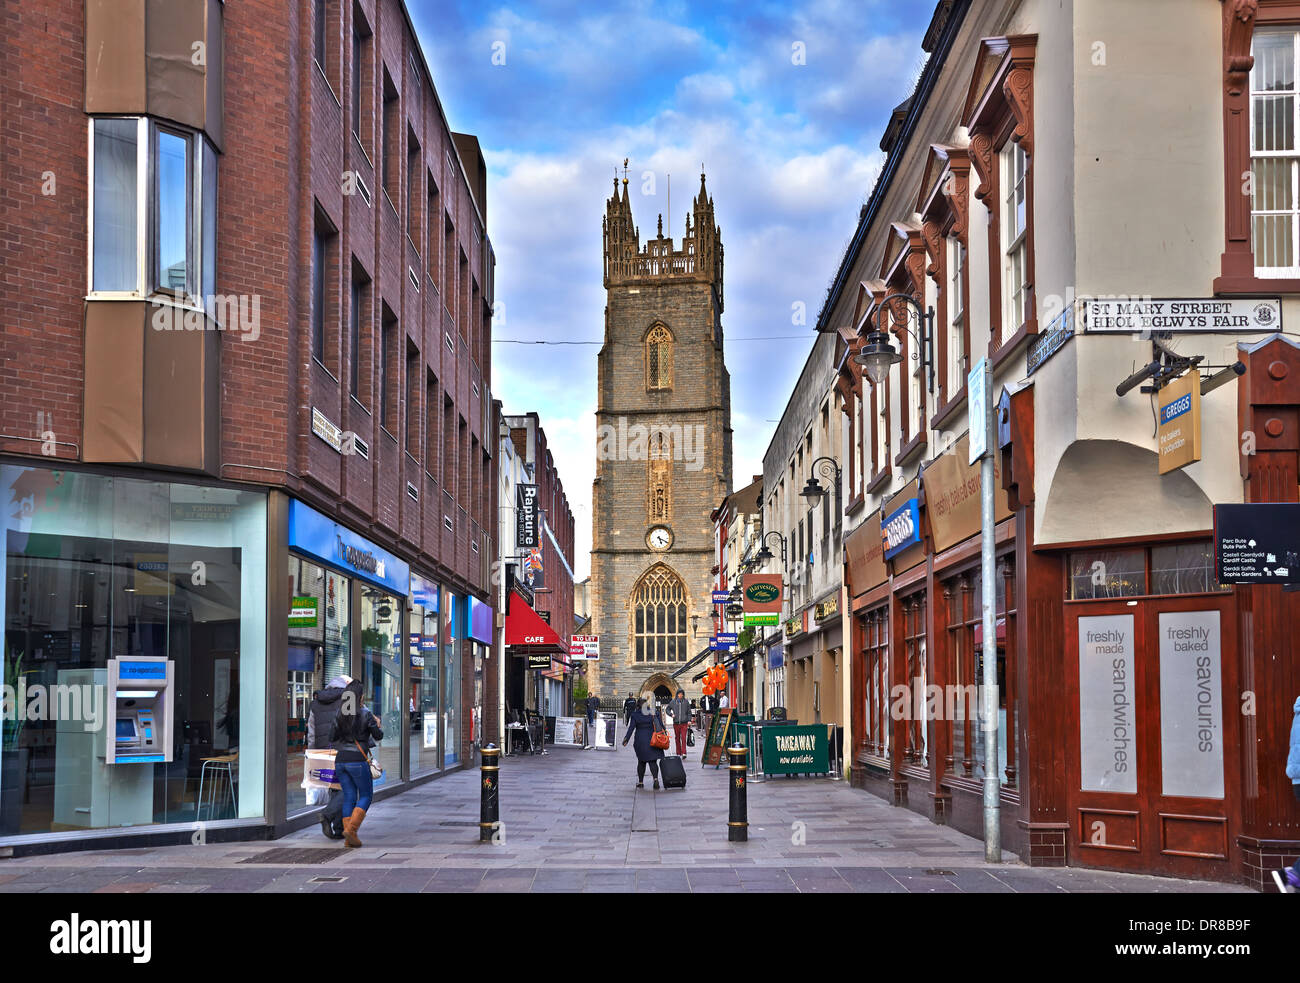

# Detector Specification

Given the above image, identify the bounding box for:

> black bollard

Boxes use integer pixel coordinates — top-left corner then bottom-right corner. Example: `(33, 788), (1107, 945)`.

(480, 743), (500, 842)
(727, 744), (748, 842)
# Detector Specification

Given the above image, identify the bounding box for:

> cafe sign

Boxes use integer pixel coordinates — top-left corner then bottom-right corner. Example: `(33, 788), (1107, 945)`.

(761, 724), (830, 776)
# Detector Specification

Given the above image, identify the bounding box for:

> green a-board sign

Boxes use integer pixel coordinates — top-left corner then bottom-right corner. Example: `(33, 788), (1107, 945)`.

(761, 724), (830, 775)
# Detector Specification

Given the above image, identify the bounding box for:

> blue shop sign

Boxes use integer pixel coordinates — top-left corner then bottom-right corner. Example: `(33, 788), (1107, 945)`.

(767, 641), (784, 671)
(288, 499), (409, 595)
(467, 595), (494, 644)
(882, 498), (921, 560)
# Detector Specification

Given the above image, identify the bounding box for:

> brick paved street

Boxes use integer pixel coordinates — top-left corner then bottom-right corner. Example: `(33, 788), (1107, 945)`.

(0, 739), (1254, 893)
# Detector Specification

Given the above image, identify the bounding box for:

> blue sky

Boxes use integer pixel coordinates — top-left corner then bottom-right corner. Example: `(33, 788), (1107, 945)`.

(409, 0), (936, 578)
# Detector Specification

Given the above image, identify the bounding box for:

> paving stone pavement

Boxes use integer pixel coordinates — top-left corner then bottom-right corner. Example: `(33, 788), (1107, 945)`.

(0, 734), (1254, 892)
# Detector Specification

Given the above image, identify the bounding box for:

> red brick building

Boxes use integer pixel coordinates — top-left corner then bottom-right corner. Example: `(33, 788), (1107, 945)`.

(0, 0), (498, 851)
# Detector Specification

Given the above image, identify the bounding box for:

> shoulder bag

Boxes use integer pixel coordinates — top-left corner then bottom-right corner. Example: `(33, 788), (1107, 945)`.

(650, 712), (671, 750)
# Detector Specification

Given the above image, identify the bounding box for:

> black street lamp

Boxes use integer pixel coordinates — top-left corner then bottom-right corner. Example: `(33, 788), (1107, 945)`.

(754, 531), (787, 567)
(853, 292), (935, 394)
(800, 456), (843, 533)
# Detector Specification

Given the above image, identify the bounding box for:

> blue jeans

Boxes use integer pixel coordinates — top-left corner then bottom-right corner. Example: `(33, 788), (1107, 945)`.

(337, 760), (374, 814)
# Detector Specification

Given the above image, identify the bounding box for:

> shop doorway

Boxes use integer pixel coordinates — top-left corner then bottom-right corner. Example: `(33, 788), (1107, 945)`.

(1065, 594), (1239, 877)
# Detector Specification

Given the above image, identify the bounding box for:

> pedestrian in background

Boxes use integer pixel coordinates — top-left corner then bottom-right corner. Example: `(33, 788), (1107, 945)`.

(1272, 695), (1300, 892)
(669, 688), (691, 757)
(622, 696), (665, 789)
(584, 691), (600, 748)
(329, 679), (384, 848)
(623, 692), (637, 723)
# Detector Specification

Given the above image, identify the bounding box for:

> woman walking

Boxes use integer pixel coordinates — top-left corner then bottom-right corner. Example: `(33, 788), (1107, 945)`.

(622, 696), (666, 788)
(329, 679), (384, 848)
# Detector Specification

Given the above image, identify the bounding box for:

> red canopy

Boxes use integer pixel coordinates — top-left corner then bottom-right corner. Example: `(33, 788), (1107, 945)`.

(505, 591), (565, 651)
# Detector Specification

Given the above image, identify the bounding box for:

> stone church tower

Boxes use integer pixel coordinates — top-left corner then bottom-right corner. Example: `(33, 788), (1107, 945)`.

(588, 167), (733, 707)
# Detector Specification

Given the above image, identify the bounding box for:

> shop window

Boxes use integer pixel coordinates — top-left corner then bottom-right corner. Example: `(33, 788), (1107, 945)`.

(361, 586), (402, 781)
(900, 593), (927, 771)
(1151, 542), (1227, 596)
(442, 588), (462, 767)
(90, 117), (217, 297)
(286, 558), (351, 816)
(860, 606), (889, 760)
(3, 469), (267, 836)
(1068, 548), (1146, 599)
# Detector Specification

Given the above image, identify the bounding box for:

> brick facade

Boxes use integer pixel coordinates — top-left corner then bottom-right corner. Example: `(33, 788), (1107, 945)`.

(0, 0), (497, 764)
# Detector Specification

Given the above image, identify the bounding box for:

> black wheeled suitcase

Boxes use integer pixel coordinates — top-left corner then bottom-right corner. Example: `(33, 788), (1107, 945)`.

(659, 754), (687, 789)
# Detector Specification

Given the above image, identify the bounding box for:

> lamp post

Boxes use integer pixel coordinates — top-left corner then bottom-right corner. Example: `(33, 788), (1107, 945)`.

(800, 456), (843, 536)
(853, 292), (935, 394)
(754, 531), (787, 567)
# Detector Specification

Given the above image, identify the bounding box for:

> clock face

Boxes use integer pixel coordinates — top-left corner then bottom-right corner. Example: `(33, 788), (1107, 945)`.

(647, 526), (673, 551)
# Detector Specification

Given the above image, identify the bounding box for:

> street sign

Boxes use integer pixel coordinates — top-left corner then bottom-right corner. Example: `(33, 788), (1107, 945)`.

(1082, 297), (1281, 333)
(968, 358), (990, 464)
(1214, 503), (1300, 584)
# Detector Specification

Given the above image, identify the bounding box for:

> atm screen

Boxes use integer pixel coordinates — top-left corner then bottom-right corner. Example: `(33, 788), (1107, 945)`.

(116, 717), (138, 741)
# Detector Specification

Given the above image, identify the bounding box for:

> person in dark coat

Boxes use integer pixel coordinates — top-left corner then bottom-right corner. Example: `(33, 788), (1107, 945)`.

(329, 679), (384, 848)
(622, 696), (666, 788)
(306, 675), (352, 839)
(622, 692), (637, 723)
(583, 692), (600, 748)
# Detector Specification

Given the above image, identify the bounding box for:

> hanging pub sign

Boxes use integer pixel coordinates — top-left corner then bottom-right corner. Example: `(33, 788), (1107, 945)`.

(1082, 297), (1281, 333)
(1214, 503), (1300, 584)
(516, 484), (540, 548)
(1157, 369), (1202, 474)
(742, 574), (782, 627)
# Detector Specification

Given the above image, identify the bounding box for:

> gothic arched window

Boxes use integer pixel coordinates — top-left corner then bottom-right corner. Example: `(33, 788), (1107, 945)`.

(646, 323), (673, 391)
(632, 565), (688, 663)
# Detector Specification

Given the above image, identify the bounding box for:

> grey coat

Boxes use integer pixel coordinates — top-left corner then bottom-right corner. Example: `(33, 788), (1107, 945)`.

(669, 697), (691, 723)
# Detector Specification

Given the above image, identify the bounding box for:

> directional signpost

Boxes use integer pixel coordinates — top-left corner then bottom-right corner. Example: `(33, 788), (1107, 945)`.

(1214, 504), (1300, 584)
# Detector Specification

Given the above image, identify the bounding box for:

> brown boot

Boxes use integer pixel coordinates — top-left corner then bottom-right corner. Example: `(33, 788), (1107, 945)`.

(343, 807), (366, 848)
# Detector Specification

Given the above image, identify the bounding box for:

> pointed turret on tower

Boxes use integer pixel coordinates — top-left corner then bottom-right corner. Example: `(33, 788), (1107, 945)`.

(600, 162), (723, 309)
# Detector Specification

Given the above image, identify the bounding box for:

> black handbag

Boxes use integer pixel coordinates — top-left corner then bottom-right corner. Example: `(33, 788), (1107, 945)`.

(687, 728), (696, 747)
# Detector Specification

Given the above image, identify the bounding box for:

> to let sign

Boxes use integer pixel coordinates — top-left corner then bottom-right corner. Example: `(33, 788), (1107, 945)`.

(1214, 503), (1300, 583)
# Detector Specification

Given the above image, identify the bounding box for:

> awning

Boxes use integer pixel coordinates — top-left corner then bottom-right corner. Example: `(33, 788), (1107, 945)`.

(505, 590), (566, 652)
(672, 646), (715, 679)
(719, 645), (753, 670)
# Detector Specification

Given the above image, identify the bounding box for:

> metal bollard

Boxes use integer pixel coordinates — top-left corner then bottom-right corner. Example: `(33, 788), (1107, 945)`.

(479, 743), (500, 842)
(727, 744), (748, 842)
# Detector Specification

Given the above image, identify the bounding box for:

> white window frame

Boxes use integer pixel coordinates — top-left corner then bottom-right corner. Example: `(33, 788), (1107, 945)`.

(1001, 142), (1028, 343)
(87, 116), (216, 302)
(1250, 27), (1300, 277)
(947, 236), (966, 397)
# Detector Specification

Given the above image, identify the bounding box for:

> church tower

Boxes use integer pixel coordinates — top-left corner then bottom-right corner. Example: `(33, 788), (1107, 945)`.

(588, 165), (733, 706)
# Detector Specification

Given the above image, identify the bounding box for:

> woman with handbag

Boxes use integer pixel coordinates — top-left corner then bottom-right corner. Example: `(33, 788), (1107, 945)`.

(622, 695), (668, 788)
(329, 679), (384, 848)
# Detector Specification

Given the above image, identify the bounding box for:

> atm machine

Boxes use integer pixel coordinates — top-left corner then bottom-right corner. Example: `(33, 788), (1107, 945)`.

(52, 657), (174, 829)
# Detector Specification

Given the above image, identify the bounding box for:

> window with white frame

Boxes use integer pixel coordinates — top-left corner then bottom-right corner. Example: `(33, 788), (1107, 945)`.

(89, 117), (216, 298)
(947, 236), (965, 395)
(1251, 28), (1299, 274)
(1001, 141), (1028, 342)
(874, 384), (887, 474)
